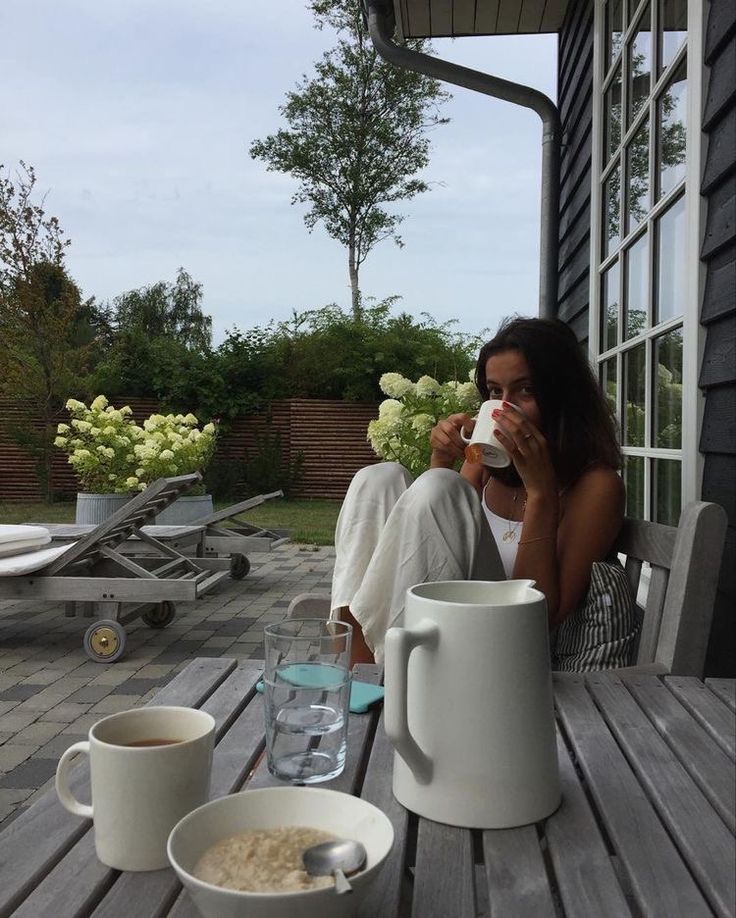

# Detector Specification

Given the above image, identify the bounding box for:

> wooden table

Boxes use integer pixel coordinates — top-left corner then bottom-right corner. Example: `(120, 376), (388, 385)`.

(1, 660), (734, 917)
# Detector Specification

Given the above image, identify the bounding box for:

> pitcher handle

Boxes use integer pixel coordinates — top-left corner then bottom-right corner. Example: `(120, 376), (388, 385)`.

(384, 618), (438, 785)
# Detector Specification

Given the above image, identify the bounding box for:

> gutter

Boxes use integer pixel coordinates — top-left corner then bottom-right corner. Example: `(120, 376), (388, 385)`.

(365, 0), (561, 318)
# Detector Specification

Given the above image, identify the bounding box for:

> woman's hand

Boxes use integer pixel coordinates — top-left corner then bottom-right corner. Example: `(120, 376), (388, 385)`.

(491, 403), (556, 496)
(429, 413), (473, 468)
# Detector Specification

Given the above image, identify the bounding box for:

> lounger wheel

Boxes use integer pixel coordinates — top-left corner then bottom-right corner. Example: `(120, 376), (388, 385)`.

(142, 601), (176, 629)
(230, 553), (250, 580)
(84, 620), (126, 663)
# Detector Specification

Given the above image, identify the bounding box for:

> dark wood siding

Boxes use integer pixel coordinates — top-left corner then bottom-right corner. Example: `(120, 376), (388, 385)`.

(700, 0), (736, 676)
(556, 0), (594, 344)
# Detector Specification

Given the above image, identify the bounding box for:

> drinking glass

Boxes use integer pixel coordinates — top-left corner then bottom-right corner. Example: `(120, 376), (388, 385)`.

(263, 618), (352, 784)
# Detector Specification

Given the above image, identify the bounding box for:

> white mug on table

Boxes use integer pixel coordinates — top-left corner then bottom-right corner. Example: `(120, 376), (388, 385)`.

(55, 705), (215, 871)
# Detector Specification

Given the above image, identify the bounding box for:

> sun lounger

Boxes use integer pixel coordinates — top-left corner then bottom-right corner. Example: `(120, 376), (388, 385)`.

(37, 491), (290, 580)
(0, 474), (230, 663)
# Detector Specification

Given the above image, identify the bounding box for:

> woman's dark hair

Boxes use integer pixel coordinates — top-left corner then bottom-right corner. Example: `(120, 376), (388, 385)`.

(475, 316), (622, 486)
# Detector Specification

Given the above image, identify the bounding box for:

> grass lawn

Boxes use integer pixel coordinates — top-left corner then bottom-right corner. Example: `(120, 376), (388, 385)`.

(0, 497), (340, 546)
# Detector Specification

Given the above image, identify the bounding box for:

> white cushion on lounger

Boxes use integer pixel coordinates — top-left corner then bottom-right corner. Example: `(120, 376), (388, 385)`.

(0, 542), (76, 576)
(0, 525), (52, 558)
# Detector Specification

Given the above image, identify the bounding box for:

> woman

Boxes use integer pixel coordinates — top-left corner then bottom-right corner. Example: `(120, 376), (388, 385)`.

(332, 317), (636, 669)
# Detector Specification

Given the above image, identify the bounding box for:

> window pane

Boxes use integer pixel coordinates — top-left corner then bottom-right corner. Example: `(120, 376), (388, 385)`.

(653, 458), (681, 524)
(625, 232), (648, 338)
(601, 261), (620, 350)
(605, 65), (623, 163)
(657, 59), (687, 198)
(627, 5), (652, 127)
(626, 118), (650, 232)
(606, 0), (624, 72)
(624, 343), (646, 445)
(653, 327), (682, 448)
(655, 195), (687, 323)
(603, 164), (622, 257)
(659, 0), (687, 73)
(624, 455), (645, 518)
(601, 357), (618, 417)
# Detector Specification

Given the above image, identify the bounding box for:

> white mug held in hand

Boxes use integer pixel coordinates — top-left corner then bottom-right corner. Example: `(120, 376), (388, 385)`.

(460, 399), (518, 468)
(55, 705), (215, 871)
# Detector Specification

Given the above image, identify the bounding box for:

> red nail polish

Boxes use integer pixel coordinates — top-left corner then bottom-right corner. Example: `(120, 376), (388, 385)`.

(502, 401), (512, 409)
(492, 409), (501, 418)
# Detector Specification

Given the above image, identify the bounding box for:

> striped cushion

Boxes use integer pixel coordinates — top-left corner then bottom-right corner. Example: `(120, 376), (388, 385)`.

(551, 560), (640, 672)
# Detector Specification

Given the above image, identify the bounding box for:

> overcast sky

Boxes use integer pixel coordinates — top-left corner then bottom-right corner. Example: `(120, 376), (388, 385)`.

(2, 1), (557, 344)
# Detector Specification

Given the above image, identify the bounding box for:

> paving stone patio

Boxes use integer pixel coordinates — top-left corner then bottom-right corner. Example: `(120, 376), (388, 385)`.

(0, 542), (335, 831)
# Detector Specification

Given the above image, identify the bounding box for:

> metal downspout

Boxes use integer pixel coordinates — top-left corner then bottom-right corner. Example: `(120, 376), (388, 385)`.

(366, 0), (561, 318)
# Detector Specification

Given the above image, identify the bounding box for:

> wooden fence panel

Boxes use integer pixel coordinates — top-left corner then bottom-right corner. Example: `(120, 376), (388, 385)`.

(0, 398), (380, 503)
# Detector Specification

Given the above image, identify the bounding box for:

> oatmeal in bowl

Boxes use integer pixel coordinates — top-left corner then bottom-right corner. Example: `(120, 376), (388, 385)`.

(167, 787), (394, 918)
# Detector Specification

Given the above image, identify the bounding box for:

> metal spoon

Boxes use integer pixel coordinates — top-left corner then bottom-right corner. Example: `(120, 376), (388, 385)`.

(303, 838), (367, 895)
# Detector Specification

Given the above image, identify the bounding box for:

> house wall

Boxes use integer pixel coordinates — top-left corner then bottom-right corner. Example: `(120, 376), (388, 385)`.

(700, 0), (736, 675)
(556, 0), (594, 344)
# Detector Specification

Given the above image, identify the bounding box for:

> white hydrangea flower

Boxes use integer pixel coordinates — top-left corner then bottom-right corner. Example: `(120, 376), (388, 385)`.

(203, 422), (215, 435)
(96, 445), (108, 455)
(379, 372), (414, 398)
(104, 447), (115, 459)
(189, 429), (201, 441)
(126, 477), (139, 489)
(90, 395), (108, 411)
(74, 448), (91, 459)
(184, 413), (198, 425)
(120, 405), (133, 416)
(72, 419), (92, 432)
(456, 382), (479, 405)
(65, 398), (85, 411)
(378, 399), (403, 421)
(136, 468), (145, 478)
(57, 423), (70, 434)
(411, 413), (435, 433)
(54, 436), (67, 447)
(415, 375), (440, 397)
(90, 427), (101, 437)
(108, 474), (117, 481)
(160, 449), (175, 460)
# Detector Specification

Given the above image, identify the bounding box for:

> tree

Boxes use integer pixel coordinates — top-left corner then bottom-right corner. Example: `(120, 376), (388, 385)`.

(0, 162), (97, 498)
(250, 0), (450, 318)
(92, 268), (214, 400)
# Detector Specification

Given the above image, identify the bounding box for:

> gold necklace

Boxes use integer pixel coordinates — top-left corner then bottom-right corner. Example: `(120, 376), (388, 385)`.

(500, 485), (527, 543)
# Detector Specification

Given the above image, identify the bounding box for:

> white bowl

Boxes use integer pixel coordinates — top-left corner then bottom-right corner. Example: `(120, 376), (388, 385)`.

(167, 787), (395, 918)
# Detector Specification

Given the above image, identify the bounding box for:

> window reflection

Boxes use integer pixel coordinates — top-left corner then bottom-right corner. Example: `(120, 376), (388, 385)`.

(602, 261), (620, 351)
(653, 459), (681, 524)
(624, 455), (645, 518)
(655, 195), (687, 323)
(653, 328), (683, 449)
(605, 66), (623, 163)
(601, 358), (618, 417)
(624, 343), (646, 446)
(607, 0), (624, 72)
(625, 232), (648, 338)
(603, 164), (621, 257)
(657, 60), (687, 198)
(627, 5), (652, 127)
(626, 119), (650, 232)
(659, 0), (687, 73)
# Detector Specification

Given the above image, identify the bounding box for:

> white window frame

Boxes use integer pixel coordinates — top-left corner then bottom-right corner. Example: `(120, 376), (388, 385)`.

(588, 0), (706, 519)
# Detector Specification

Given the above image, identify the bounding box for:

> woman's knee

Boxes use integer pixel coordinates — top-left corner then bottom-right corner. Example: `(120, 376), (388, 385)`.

(350, 462), (412, 493)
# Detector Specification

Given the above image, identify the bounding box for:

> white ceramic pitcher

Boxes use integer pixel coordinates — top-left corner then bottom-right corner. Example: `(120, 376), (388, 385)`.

(384, 580), (560, 829)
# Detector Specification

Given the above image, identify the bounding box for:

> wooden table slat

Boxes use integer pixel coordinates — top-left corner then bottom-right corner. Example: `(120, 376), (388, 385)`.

(358, 709), (410, 918)
(92, 662), (265, 918)
(0, 656), (234, 918)
(482, 825), (557, 917)
(587, 673), (736, 918)
(412, 820), (475, 918)
(666, 676), (736, 759)
(706, 678), (736, 712)
(554, 675), (713, 917)
(545, 732), (632, 917)
(623, 674), (736, 832)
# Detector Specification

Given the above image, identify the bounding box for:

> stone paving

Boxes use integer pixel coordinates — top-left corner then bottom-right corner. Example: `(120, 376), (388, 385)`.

(0, 542), (335, 832)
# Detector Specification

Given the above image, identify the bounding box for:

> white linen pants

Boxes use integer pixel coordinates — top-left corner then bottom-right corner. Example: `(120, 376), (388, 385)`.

(330, 462), (505, 663)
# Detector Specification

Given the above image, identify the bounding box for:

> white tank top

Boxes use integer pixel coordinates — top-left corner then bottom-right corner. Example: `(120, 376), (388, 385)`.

(481, 481), (520, 579)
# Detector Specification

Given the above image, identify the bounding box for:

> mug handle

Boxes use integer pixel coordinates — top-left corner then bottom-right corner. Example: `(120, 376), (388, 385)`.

(459, 418), (476, 444)
(55, 741), (93, 818)
(384, 619), (438, 785)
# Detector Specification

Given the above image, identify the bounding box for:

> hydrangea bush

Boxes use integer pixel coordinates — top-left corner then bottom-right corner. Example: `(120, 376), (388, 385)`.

(55, 396), (217, 493)
(367, 372), (481, 478)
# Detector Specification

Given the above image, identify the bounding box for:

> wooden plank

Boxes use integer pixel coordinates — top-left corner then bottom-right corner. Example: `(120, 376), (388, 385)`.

(554, 675), (713, 917)
(702, 106), (736, 196)
(707, 678), (736, 712)
(587, 674), (736, 917)
(699, 313), (736, 388)
(703, 37), (736, 131)
(0, 657), (234, 918)
(475, 0), (501, 33)
(412, 820), (475, 917)
(0, 576), (198, 602)
(93, 664), (264, 918)
(481, 825), (556, 917)
(359, 710), (410, 918)
(429, 0), (453, 35)
(665, 676), (736, 759)
(451, 0), (476, 34)
(545, 732), (631, 918)
(623, 675), (735, 832)
(702, 174), (736, 260)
